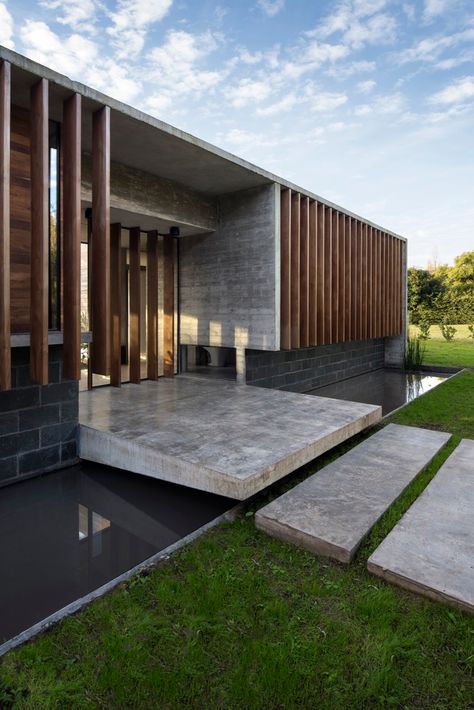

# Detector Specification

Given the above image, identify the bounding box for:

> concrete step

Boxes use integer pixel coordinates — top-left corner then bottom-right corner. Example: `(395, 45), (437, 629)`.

(255, 424), (451, 563)
(368, 438), (474, 613)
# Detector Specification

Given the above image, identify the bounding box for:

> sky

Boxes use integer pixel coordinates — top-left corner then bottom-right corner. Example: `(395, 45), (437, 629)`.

(1, 0), (473, 267)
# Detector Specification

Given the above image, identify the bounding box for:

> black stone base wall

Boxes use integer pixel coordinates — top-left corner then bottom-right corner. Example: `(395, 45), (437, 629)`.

(0, 345), (79, 487)
(245, 339), (385, 392)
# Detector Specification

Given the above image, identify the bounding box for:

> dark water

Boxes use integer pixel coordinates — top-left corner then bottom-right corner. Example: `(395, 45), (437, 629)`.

(0, 463), (233, 646)
(308, 369), (447, 415)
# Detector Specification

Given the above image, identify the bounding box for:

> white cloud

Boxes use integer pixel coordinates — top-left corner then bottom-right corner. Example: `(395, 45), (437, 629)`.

(354, 92), (406, 116)
(0, 2), (14, 49)
(19, 20), (98, 76)
(304, 41), (349, 63)
(108, 0), (173, 57)
(256, 93), (297, 116)
(311, 0), (396, 49)
(430, 76), (474, 105)
(257, 0), (285, 18)
(397, 29), (474, 64)
(357, 79), (376, 93)
(39, 0), (96, 30)
(306, 88), (348, 112)
(422, 0), (450, 22)
(149, 30), (225, 106)
(326, 59), (376, 78)
(226, 78), (273, 107)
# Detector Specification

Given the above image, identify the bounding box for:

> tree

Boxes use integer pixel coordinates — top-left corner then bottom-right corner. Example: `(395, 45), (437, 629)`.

(407, 267), (445, 323)
(447, 251), (474, 296)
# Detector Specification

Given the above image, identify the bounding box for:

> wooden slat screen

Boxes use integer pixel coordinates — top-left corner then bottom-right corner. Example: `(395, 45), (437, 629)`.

(0, 61), (11, 390)
(279, 188), (405, 348)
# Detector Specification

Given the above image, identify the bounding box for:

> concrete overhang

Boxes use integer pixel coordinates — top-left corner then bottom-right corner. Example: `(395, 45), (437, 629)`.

(0, 45), (406, 240)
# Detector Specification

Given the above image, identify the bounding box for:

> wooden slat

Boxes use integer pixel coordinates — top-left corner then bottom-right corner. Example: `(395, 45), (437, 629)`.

(110, 222), (122, 387)
(331, 210), (339, 343)
(129, 226), (141, 384)
(377, 230), (382, 337)
(300, 195), (309, 347)
(62, 93), (81, 380)
(323, 207), (332, 345)
(344, 216), (351, 341)
(316, 202), (325, 345)
(30, 78), (49, 385)
(388, 236), (393, 335)
(362, 223), (368, 340)
(163, 234), (175, 377)
(147, 230), (159, 380)
(368, 226), (374, 339)
(308, 200), (317, 346)
(280, 189), (291, 349)
(290, 192), (300, 349)
(0, 61), (11, 390)
(91, 106), (110, 375)
(352, 220), (359, 341)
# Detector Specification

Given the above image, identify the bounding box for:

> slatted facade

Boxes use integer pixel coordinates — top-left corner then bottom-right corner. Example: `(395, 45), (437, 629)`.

(280, 188), (404, 349)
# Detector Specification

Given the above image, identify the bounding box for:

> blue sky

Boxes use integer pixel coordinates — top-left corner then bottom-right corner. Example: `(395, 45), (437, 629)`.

(1, 0), (473, 266)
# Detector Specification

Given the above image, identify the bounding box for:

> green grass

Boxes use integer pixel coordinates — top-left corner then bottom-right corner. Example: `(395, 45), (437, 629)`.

(1, 376), (474, 709)
(409, 324), (474, 369)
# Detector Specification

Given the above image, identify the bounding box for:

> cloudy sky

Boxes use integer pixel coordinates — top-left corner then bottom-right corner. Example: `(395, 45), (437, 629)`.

(1, 0), (473, 266)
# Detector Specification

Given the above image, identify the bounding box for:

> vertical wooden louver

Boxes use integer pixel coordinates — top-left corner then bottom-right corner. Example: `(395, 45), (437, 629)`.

(279, 188), (405, 349)
(0, 61), (11, 390)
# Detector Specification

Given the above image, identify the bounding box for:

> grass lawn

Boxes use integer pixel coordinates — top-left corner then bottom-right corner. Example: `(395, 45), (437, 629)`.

(409, 324), (474, 369)
(1, 375), (474, 709)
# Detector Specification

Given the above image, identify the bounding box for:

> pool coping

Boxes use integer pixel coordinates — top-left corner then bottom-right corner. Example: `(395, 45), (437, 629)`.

(0, 501), (243, 658)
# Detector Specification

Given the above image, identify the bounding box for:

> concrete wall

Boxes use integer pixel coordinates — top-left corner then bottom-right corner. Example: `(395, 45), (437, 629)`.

(245, 339), (385, 393)
(81, 154), (217, 233)
(0, 346), (79, 487)
(179, 183), (280, 351)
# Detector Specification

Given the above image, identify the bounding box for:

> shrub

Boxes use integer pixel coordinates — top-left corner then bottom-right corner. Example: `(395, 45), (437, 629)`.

(468, 325), (474, 339)
(418, 319), (431, 340)
(404, 336), (425, 370)
(440, 324), (457, 341)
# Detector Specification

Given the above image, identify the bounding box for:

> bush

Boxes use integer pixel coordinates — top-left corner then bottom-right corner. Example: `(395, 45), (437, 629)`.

(404, 336), (425, 370)
(468, 325), (474, 339)
(440, 324), (456, 341)
(418, 319), (431, 339)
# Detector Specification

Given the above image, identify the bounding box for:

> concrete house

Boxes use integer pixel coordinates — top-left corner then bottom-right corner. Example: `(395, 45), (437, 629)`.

(0, 46), (406, 495)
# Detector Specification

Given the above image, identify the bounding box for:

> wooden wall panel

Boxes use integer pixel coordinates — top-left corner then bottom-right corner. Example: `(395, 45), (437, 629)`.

(290, 192), (300, 349)
(344, 215), (351, 342)
(331, 210), (339, 343)
(10, 106), (31, 334)
(300, 196), (309, 347)
(0, 61), (10, 390)
(280, 189), (291, 349)
(316, 202), (325, 345)
(91, 106), (110, 376)
(147, 230), (159, 380)
(163, 234), (175, 377)
(323, 207), (332, 345)
(361, 223), (368, 340)
(110, 222), (122, 387)
(351, 220), (358, 341)
(129, 226), (141, 384)
(308, 200), (317, 346)
(62, 93), (81, 381)
(30, 79), (49, 385)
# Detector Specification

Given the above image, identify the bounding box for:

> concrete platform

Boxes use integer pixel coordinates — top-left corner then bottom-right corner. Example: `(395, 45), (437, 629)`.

(255, 424), (451, 562)
(368, 438), (474, 613)
(79, 377), (381, 500)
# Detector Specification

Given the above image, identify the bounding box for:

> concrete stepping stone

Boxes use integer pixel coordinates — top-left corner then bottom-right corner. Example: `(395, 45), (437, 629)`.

(255, 424), (450, 563)
(368, 438), (474, 613)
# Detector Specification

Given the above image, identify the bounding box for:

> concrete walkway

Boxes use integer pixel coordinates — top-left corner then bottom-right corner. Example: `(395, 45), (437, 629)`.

(255, 424), (450, 562)
(368, 438), (474, 613)
(79, 378), (381, 500)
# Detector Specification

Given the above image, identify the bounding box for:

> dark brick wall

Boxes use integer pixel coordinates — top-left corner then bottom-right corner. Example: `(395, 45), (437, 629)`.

(245, 339), (385, 393)
(0, 345), (79, 487)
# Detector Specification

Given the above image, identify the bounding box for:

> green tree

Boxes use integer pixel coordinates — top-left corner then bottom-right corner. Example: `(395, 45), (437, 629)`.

(447, 251), (474, 296)
(407, 267), (445, 324)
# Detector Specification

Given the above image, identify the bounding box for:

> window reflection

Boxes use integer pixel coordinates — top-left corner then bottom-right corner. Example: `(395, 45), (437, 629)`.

(78, 505), (111, 555)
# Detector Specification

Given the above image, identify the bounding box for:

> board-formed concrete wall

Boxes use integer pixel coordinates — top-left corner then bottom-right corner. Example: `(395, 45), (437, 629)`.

(179, 183), (280, 351)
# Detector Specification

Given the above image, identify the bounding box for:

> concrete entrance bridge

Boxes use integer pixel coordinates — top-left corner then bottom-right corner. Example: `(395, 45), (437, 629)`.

(79, 377), (381, 500)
